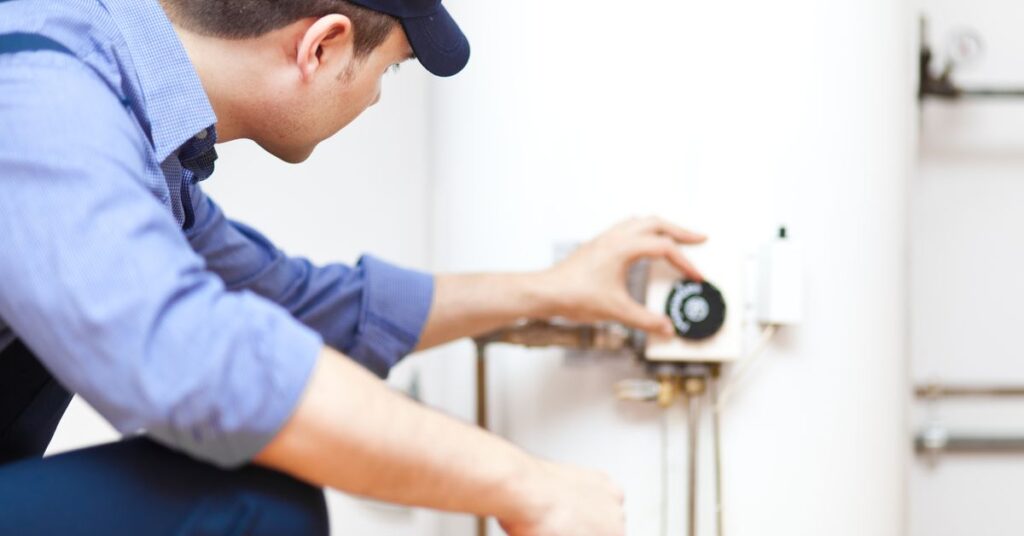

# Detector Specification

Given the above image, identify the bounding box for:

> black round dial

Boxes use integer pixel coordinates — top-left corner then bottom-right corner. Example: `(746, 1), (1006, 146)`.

(664, 280), (727, 340)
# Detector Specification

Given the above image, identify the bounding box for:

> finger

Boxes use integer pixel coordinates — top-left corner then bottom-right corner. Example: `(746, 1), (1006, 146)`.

(613, 215), (650, 235)
(604, 217), (644, 240)
(640, 217), (707, 244)
(615, 295), (674, 336)
(664, 245), (704, 282)
(626, 235), (676, 260)
(627, 236), (705, 282)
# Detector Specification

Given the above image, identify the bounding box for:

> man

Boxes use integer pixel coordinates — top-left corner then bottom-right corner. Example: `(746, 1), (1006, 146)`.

(0, 0), (705, 534)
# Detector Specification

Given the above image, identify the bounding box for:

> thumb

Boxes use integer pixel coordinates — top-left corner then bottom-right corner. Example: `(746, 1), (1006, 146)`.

(616, 296), (674, 336)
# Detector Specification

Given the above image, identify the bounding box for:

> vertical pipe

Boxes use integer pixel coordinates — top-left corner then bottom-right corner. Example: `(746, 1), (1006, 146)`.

(476, 342), (489, 431)
(712, 374), (724, 536)
(661, 409), (670, 536)
(687, 392), (700, 536)
(475, 342), (488, 536)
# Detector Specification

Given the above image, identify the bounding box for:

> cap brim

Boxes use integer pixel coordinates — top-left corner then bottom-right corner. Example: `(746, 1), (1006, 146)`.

(401, 6), (470, 78)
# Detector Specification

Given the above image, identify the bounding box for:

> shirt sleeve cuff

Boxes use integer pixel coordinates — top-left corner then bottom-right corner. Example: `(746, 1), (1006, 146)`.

(347, 255), (434, 378)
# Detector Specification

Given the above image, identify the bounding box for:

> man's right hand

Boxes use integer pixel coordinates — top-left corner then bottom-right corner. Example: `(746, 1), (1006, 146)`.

(257, 348), (626, 536)
(501, 460), (626, 536)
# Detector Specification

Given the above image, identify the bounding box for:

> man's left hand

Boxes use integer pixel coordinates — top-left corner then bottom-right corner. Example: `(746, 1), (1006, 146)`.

(537, 216), (706, 336)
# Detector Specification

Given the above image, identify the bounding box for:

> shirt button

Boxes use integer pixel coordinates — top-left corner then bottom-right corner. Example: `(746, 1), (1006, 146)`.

(195, 129), (209, 140)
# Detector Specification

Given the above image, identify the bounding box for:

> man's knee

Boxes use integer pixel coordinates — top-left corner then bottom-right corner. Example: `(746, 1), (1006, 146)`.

(0, 438), (329, 536)
(180, 469), (328, 536)
(107, 439), (330, 535)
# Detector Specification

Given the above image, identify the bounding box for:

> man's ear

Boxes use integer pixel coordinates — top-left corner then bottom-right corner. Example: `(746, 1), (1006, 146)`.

(296, 14), (355, 81)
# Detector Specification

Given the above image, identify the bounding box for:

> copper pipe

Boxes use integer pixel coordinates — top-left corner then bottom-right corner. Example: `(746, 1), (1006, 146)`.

(475, 342), (489, 536)
(475, 320), (634, 351)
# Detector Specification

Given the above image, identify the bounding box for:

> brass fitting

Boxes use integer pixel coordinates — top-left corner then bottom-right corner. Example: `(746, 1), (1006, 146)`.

(657, 376), (681, 408)
(683, 376), (707, 397)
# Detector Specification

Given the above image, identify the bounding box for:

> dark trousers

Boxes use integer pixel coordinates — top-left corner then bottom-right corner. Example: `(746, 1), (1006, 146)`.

(0, 340), (328, 535)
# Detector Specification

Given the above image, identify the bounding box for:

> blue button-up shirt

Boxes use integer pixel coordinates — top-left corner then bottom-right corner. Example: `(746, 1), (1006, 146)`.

(0, 0), (434, 467)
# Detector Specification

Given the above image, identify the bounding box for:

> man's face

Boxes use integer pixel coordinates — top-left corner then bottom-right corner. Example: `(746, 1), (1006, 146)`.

(253, 26), (414, 163)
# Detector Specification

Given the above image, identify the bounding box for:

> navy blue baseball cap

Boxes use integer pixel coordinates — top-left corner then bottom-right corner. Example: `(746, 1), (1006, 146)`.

(348, 0), (470, 77)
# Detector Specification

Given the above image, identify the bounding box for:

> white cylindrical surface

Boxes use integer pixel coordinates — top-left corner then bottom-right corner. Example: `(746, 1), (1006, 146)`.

(429, 1), (914, 534)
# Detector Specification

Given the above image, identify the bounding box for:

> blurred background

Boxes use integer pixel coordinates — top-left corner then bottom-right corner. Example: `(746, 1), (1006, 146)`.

(46, 0), (1024, 534)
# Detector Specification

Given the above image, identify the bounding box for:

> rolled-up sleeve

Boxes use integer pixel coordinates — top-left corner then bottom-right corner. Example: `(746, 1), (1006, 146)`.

(186, 186), (434, 378)
(0, 54), (321, 467)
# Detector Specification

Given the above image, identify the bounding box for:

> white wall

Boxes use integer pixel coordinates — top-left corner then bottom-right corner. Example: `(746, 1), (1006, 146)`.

(48, 62), (436, 536)
(911, 2), (1024, 535)
(428, 1), (915, 535)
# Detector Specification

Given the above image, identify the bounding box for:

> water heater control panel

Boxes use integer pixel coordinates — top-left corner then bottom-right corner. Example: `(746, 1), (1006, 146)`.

(643, 245), (745, 363)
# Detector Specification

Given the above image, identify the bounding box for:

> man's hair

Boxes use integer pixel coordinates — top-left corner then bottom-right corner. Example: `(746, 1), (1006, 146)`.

(161, 0), (398, 57)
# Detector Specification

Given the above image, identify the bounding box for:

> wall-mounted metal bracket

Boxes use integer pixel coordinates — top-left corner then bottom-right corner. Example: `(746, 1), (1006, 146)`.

(919, 16), (1024, 101)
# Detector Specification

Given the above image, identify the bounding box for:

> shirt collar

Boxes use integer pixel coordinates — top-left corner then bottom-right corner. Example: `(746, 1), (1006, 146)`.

(99, 0), (217, 163)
